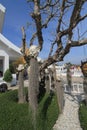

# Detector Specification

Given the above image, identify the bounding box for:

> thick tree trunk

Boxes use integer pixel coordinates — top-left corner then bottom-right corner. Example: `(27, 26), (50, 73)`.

(28, 58), (39, 110)
(28, 57), (39, 129)
(83, 76), (87, 105)
(18, 71), (25, 103)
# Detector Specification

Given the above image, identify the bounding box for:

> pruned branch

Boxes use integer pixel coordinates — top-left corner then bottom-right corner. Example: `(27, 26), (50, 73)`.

(57, 0), (66, 33)
(70, 39), (87, 47)
(21, 26), (26, 55)
(40, 0), (59, 10)
(30, 32), (37, 46)
(69, 0), (85, 29)
(31, 0), (43, 50)
(40, 38), (87, 70)
(27, 0), (87, 71)
(42, 12), (56, 28)
(49, 40), (56, 56)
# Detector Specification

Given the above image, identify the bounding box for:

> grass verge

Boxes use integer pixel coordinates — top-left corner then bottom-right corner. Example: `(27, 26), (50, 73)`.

(79, 101), (87, 130)
(0, 90), (59, 130)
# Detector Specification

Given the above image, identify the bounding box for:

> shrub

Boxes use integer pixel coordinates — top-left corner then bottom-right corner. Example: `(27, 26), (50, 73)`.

(9, 63), (16, 74)
(3, 69), (13, 82)
(79, 102), (87, 130)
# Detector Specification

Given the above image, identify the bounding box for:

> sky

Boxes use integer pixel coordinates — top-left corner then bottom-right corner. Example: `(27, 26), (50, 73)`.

(0, 0), (87, 65)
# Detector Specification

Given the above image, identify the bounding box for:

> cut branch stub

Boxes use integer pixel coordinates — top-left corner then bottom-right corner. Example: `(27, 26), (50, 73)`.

(28, 45), (40, 58)
(17, 64), (24, 72)
(81, 61), (87, 77)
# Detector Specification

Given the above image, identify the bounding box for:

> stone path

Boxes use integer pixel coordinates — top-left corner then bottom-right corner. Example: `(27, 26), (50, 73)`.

(53, 93), (82, 130)
(8, 80), (29, 90)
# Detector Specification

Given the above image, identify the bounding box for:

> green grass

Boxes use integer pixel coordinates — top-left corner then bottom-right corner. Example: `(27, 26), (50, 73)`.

(37, 93), (59, 130)
(0, 90), (59, 130)
(79, 102), (87, 130)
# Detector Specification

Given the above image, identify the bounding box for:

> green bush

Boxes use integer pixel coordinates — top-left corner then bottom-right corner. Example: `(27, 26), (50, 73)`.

(79, 102), (87, 130)
(9, 63), (16, 74)
(3, 69), (13, 82)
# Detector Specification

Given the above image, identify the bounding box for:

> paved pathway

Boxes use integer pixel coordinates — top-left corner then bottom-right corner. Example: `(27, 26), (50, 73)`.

(8, 80), (29, 90)
(53, 93), (82, 130)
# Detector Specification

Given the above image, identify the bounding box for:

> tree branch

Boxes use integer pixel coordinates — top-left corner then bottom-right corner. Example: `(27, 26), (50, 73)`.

(31, 0), (43, 50)
(40, 0), (59, 10)
(69, 0), (85, 29)
(30, 32), (37, 46)
(40, 38), (87, 70)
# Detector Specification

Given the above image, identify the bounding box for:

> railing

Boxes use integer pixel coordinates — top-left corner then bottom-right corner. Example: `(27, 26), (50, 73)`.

(64, 83), (84, 93)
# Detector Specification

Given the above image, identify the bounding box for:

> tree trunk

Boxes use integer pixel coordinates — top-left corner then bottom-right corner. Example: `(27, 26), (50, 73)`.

(28, 57), (39, 129)
(83, 76), (87, 105)
(67, 64), (72, 92)
(45, 73), (50, 93)
(56, 80), (64, 113)
(53, 64), (64, 113)
(18, 71), (25, 103)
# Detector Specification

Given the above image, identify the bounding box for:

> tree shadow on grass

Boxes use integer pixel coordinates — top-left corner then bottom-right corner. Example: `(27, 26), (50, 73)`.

(42, 91), (54, 118)
(38, 92), (54, 130)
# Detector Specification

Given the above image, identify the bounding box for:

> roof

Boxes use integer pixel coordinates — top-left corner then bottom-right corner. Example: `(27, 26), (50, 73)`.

(0, 33), (21, 55)
(0, 4), (6, 13)
(0, 4), (6, 33)
(61, 76), (83, 84)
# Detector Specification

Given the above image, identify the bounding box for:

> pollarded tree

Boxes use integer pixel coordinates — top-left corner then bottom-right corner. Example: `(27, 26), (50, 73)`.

(25, 0), (87, 105)
(26, 0), (87, 68)
(20, 1), (87, 128)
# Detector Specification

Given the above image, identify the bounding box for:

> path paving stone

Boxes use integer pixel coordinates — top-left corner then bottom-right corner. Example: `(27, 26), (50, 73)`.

(53, 93), (82, 130)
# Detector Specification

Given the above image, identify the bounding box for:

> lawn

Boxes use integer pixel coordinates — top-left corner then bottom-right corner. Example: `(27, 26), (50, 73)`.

(0, 90), (59, 130)
(79, 101), (87, 130)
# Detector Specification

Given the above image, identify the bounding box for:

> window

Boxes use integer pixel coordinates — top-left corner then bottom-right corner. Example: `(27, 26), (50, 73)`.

(73, 84), (78, 92)
(0, 59), (3, 77)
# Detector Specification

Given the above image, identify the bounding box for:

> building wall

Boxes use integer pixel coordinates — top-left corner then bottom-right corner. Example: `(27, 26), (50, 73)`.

(0, 4), (6, 33)
(0, 4), (21, 79)
(0, 50), (9, 74)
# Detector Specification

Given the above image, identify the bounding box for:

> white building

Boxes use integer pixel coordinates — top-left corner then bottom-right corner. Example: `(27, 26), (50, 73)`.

(0, 4), (21, 78)
(56, 64), (67, 77)
(56, 64), (83, 77)
(48, 64), (84, 96)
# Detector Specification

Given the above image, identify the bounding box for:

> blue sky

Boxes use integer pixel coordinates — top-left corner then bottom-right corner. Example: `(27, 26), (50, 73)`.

(0, 0), (87, 65)
(0, 0), (30, 46)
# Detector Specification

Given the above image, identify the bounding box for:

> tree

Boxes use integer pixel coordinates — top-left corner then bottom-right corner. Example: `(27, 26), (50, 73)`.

(9, 63), (16, 74)
(21, 27), (39, 130)
(26, 0), (87, 69)
(26, 0), (87, 106)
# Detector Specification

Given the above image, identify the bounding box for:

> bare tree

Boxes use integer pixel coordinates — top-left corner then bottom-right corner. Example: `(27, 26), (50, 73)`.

(21, 27), (40, 130)
(26, 0), (87, 69)
(26, 0), (87, 106)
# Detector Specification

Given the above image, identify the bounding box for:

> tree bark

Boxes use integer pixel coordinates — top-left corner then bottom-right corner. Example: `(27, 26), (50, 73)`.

(18, 71), (25, 103)
(28, 57), (39, 129)
(56, 80), (64, 113)
(45, 73), (50, 93)
(67, 64), (72, 92)
(83, 76), (87, 105)
(28, 58), (39, 110)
